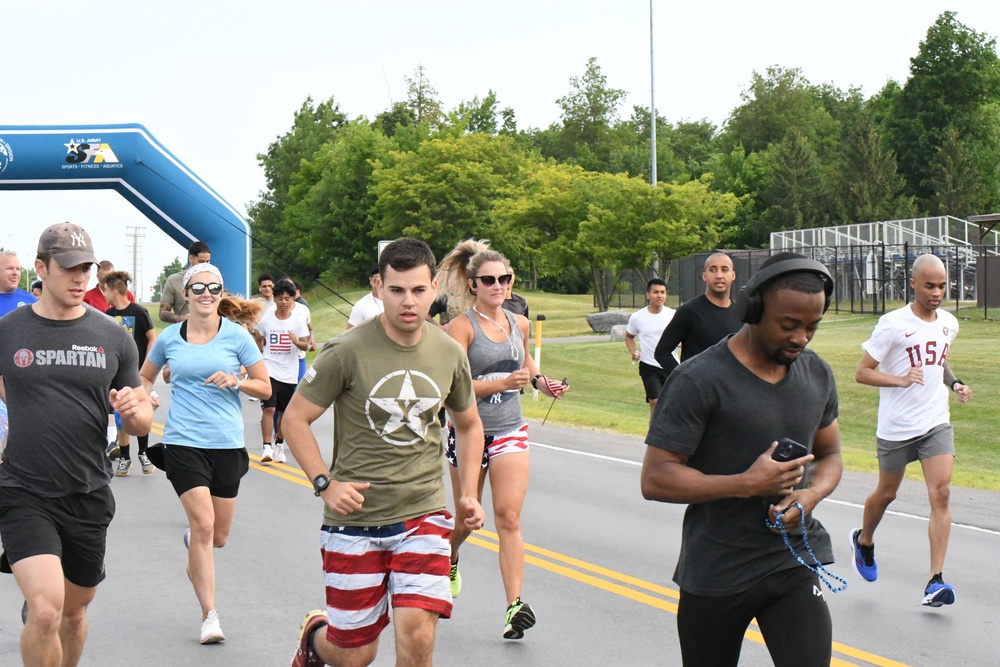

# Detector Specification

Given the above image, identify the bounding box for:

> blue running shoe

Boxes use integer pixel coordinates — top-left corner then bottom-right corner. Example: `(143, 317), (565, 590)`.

(922, 576), (955, 607)
(850, 528), (877, 582)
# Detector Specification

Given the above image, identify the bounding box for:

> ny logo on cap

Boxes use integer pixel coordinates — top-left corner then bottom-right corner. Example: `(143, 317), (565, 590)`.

(70, 232), (87, 248)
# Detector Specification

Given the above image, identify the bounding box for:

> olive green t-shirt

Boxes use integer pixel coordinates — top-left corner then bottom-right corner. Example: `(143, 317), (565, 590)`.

(298, 316), (475, 526)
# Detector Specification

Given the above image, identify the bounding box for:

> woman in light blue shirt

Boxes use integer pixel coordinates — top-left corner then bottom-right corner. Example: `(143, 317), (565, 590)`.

(140, 263), (270, 645)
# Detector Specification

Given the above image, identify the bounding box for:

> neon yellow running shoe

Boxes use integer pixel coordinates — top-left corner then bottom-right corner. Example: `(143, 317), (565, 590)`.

(503, 597), (536, 640)
(449, 561), (462, 598)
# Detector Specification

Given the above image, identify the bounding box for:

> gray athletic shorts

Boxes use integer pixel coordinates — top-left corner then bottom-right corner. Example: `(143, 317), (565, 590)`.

(876, 423), (954, 473)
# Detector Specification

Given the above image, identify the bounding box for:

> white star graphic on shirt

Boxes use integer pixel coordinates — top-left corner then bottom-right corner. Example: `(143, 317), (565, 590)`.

(367, 370), (441, 445)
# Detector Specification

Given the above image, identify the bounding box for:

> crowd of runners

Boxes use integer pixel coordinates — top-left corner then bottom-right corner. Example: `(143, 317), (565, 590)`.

(0, 226), (973, 667)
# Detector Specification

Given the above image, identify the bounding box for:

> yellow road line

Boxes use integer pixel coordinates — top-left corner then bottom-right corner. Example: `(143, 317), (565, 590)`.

(240, 445), (908, 667)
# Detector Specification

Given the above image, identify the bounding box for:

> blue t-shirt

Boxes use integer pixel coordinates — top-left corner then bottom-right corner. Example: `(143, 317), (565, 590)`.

(0, 289), (37, 318)
(148, 318), (262, 449)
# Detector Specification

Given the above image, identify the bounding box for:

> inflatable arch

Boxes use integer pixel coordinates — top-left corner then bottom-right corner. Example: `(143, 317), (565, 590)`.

(0, 124), (250, 296)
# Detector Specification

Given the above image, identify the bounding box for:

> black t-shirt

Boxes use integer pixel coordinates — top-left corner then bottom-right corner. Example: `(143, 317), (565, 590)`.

(653, 294), (743, 371)
(646, 337), (838, 596)
(0, 306), (141, 496)
(105, 302), (155, 368)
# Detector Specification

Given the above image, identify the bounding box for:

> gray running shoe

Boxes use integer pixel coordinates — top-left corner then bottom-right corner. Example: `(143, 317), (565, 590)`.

(115, 458), (131, 476)
(138, 452), (156, 474)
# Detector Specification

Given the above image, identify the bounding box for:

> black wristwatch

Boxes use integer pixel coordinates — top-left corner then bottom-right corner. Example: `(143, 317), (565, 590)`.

(312, 474), (331, 496)
(531, 374), (543, 389)
(950, 379), (965, 391)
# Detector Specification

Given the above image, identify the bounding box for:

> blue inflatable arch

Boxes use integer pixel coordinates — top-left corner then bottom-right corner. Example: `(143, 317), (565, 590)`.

(0, 124), (250, 295)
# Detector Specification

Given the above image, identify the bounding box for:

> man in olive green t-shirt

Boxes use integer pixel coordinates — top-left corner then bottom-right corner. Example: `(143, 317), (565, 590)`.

(284, 238), (485, 667)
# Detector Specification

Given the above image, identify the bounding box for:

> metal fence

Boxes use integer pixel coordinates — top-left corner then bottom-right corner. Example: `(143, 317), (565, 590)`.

(672, 243), (1000, 317)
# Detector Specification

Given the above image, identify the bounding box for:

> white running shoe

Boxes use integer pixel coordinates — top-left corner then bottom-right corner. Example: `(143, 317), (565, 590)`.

(273, 443), (287, 463)
(261, 444), (274, 463)
(200, 609), (225, 644)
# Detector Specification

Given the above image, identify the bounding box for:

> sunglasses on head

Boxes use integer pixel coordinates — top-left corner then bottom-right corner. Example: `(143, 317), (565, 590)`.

(187, 282), (223, 296)
(475, 274), (513, 287)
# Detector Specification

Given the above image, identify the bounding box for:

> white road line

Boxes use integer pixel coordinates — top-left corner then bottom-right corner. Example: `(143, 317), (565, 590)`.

(531, 440), (1000, 537)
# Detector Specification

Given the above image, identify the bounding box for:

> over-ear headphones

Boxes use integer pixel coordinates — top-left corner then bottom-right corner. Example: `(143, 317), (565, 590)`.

(737, 257), (834, 325)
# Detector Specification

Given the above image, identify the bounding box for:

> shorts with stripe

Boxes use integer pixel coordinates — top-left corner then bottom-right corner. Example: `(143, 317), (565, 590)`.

(445, 423), (529, 470)
(320, 510), (454, 649)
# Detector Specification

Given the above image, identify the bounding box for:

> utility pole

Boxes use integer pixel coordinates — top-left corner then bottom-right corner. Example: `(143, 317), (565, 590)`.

(649, 0), (657, 189)
(125, 226), (145, 300)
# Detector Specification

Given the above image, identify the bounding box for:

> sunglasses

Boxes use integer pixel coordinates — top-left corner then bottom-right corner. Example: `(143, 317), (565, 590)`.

(475, 274), (513, 287)
(187, 282), (223, 296)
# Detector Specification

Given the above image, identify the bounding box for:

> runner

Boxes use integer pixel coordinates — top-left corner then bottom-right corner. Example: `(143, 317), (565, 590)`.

(283, 238), (486, 667)
(139, 262), (271, 644)
(436, 238), (569, 640)
(641, 252), (842, 666)
(102, 270), (158, 475)
(0, 222), (153, 667)
(253, 278), (310, 464)
(625, 278), (677, 416)
(851, 253), (972, 607)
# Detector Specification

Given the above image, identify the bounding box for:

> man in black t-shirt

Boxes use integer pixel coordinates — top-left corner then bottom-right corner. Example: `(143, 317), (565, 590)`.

(654, 252), (741, 373)
(641, 252), (842, 667)
(0, 222), (153, 667)
(103, 270), (158, 475)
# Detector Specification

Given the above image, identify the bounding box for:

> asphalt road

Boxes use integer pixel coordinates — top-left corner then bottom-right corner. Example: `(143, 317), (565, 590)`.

(2, 385), (999, 666)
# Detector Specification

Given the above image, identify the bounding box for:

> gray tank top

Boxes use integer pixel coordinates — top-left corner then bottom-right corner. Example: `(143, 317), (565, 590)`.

(465, 309), (526, 436)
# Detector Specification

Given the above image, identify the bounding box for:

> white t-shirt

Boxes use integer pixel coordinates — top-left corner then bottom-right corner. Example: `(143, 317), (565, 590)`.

(348, 292), (383, 327)
(626, 306), (679, 368)
(861, 304), (959, 440)
(294, 302), (311, 360)
(255, 307), (311, 383)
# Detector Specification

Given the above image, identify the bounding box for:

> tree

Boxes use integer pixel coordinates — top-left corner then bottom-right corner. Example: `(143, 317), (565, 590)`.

(840, 112), (916, 222)
(405, 64), (445, 129)
(282, 120), (394, 283)
(553, 57), (628, 171)
(887, 11), (1000, 209)
(369, 133), (528, 261)
(451, 90), (501, 135)
(922, 127), (981, 217)
(248, 97), (347, 278)
(152, 257), (184, 302)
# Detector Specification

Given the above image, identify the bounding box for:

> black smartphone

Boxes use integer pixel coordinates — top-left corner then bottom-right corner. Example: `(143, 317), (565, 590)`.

(772, 438), (809, 462)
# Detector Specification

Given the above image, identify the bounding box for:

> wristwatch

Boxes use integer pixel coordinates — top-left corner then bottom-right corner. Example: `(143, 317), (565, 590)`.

(531, 374), (543, 389)
(312, 474), (331, 496)
(950, 379), (965, 391)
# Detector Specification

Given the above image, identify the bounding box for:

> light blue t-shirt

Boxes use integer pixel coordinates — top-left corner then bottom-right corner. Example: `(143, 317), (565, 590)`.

(148, 318), (262, 449)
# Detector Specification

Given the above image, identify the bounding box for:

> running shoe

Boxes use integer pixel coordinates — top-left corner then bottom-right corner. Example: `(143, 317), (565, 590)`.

(261, 444), (274, 463)
(273, 443), (287, 463)
(503, 597), (536, 640)
(850, 528), (877, 582)
(106, 440), (121, 460)
(200, 609), (225, 644)
(922, 575), (956, 607)
(183, 528), (191, 550)
(115, 458), (132, 477)
(21, 600), (28, 625)
(138, 452), (156, 474)
(291, 609), (328, 667)
(449, 561), (462, 599)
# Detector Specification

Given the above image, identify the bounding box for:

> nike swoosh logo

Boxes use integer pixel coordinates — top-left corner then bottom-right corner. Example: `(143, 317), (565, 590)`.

(904, 332), (916, 337)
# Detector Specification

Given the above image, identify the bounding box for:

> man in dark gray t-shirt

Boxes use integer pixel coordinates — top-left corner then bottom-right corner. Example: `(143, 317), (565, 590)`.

(0, 222), (152, 667)
(641, 252), (843, 667)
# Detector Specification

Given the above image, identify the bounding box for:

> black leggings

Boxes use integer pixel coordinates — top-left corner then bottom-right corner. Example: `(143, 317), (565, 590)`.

(676, 567), (832, 667)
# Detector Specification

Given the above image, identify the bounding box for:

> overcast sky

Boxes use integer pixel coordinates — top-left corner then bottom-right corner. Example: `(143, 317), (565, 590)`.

(3, 1), (998, 297)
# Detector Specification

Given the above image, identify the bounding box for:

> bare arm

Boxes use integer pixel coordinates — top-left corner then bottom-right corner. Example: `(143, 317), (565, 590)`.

(640, 442), (812, 504)
(942, 360), (972, 403)
(625, 332), (640, 361)
(283, 392), (371, 515)
(855, 350), (922, 388)
(450, 402), (486, 529)
(519, 315), (567, 398)
(768, 420), (843, 527)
